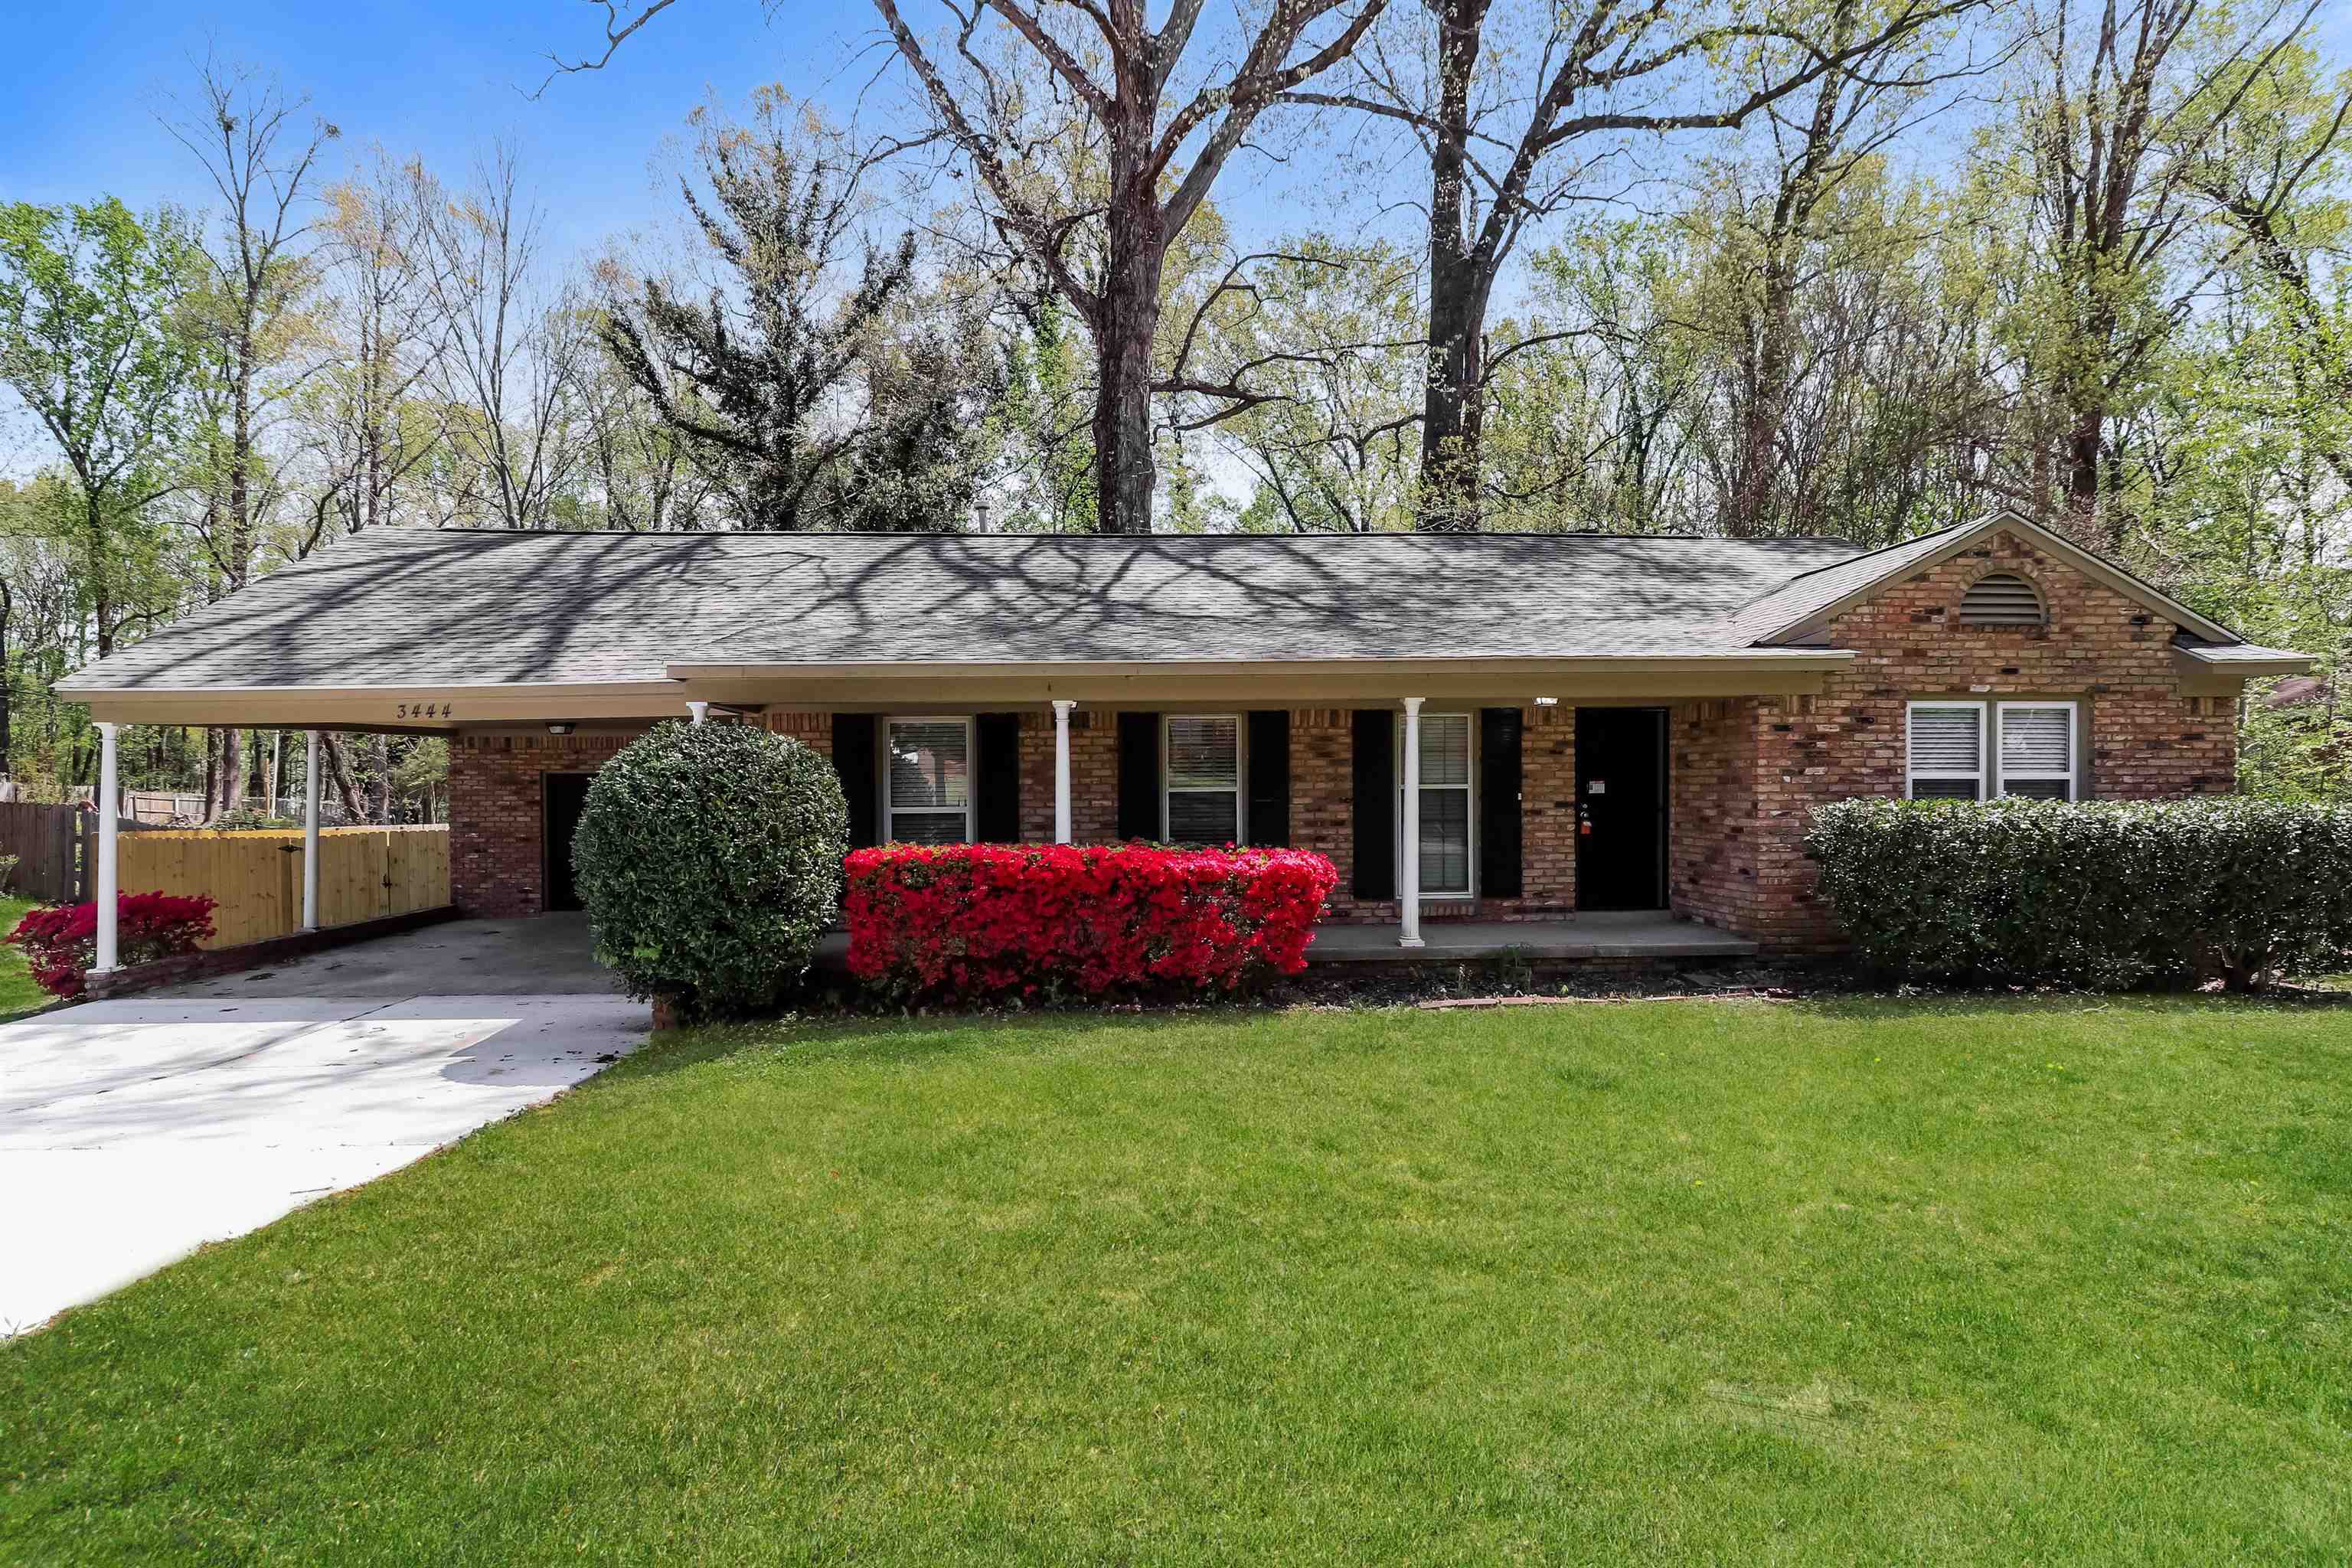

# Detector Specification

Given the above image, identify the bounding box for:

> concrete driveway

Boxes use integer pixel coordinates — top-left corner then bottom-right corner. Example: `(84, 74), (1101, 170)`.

(0, 916), (645, 1335)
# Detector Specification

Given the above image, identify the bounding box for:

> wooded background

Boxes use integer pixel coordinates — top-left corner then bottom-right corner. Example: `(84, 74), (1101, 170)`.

(4, 0), (2346, 814)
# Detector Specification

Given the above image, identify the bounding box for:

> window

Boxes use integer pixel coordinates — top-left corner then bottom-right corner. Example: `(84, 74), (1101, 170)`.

(886, 717), (972, 843)
(1164, 714), (1242, 844)
(1958, 573), (2046, 626)
(1906, 703), (1985, 799)
(1906, 701), (2078, 802)
(1996, 702), (2076, 800)
(1403, 711), (1474, 897)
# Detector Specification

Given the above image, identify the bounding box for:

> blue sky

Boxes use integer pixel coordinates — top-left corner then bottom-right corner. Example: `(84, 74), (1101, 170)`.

(6, 0), (900, 258)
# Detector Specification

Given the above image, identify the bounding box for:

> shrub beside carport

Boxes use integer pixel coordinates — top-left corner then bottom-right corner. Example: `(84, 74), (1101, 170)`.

(572, 719), (848, 1020)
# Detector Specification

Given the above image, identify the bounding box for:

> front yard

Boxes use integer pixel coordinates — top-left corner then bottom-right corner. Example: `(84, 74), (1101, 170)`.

(5, 996), (2347, 1563)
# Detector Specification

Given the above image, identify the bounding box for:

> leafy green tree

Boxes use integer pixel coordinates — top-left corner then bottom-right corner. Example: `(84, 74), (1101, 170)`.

(0, 198), (200, 656)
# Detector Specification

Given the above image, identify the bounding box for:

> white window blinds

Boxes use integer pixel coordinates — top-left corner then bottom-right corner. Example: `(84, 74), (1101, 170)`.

(1906, 704), (1984, 800)
(1906, 701), (2079, 802)
(1413, 712), (1473, 895)
(887, 719), (972, 843)
(1997, 704), (2076, 800)
(1165, 716), (1241, 843)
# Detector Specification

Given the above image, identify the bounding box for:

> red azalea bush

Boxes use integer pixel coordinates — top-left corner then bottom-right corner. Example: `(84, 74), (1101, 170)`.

(845, 843), (1338, 1001)
(8, 891), (218, 998)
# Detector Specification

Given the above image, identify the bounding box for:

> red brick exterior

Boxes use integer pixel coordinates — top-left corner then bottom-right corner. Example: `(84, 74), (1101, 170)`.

(449, 727), (650, 917)
(1667, 528), (2236, 949)
(446, 530), (2241, 941)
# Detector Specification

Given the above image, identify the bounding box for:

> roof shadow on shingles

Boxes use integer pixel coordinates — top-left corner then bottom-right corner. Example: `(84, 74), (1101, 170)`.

(692, 531), (1864, 665)
(63, 528), (1867, 692)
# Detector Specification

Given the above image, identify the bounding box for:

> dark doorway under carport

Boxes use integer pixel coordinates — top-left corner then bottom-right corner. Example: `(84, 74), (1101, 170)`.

(543, 772), (595, 913)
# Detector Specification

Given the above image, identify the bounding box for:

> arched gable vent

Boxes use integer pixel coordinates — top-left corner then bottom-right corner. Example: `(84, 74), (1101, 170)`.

(1958, 572), (2046, 626)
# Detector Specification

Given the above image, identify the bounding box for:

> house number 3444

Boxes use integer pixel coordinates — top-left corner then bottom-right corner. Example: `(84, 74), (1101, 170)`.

(395, 701), (456, 720)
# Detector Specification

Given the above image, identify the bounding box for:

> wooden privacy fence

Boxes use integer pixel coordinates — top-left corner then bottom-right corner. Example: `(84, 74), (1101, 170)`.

(0, 801), (145, 903)
(116, 826), (452, 949)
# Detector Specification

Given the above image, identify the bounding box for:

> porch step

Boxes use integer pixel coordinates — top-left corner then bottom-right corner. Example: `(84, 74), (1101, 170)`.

(1305, 913), (1758, 965)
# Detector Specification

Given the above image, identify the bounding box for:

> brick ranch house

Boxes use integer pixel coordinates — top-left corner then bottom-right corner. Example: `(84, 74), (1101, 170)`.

(57, 508), (2311, 959)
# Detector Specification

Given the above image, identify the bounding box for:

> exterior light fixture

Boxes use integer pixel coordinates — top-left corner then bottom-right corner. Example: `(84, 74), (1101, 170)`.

(546, 721), (576, 736)
(1534, 696), (1559, 707)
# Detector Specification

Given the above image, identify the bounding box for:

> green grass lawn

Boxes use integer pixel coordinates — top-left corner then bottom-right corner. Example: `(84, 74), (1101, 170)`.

(0, 895), (50, 1021)
(5, 998), (2349, 1564)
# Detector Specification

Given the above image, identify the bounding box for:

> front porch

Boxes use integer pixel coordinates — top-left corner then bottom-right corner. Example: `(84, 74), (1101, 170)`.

(808, 910), (1756, 973)
(1305, 911), (1757, 964)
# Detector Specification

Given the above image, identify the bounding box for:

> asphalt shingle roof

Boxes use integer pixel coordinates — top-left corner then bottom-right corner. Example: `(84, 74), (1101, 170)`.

(1719, 524), (1965, 645)
(60, 528), (1870, 694)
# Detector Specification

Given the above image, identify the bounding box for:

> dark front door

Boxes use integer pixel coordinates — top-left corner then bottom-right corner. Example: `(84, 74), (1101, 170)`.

(1576, 708), (1668, 911)
(544, 772), (595, 913)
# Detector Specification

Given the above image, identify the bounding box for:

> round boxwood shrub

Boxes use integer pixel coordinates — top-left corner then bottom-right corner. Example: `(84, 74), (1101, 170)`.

(572, 719), (848, 1018)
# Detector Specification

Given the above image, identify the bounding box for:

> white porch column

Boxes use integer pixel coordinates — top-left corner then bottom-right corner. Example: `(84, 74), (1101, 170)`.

(92, 721), (121, 973)
(1051, 700), (1075, 843)
(687, 701), (709, 726)
(1399, 697), (1424, 949)
(301, 729), (322, 933)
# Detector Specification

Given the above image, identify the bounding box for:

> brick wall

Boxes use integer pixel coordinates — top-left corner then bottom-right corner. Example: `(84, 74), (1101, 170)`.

(449, 727), (649, 917)
(1668, 528), (2237, 949)
(763, 710), (834, 756)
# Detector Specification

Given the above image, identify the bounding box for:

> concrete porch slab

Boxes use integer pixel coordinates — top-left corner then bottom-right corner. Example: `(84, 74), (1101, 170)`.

(1305, 912), (1759, 963)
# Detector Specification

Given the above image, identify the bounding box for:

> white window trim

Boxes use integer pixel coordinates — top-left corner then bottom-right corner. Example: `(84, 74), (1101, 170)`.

(1162, 713), (1246, 844)
(1993, 699), (2079, 801)
(1905, 699), (2082, 802)
(1396, 710), (1477, 900)
(884, 714), (975, 843)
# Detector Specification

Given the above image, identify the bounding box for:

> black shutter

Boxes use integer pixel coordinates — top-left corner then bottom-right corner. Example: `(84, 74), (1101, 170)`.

(1116, 711), (1161, 841)
(833, 714), (879, 848)
(975, 713), (1021, 842)
(1351, 708), (1395, 900)
(1246, 709), (1291, 848)
(1479, 706), (1524, 898)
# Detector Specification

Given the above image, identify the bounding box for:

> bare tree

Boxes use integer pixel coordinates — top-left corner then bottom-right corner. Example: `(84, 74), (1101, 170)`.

(1298, 0), (1984, 528)
(2006, 0), (2327, 542)
(163, 57), (338, 584)
(309, 146), (453, 542)
(873, 0), (1390, 532)
(415, 147), (596, 528)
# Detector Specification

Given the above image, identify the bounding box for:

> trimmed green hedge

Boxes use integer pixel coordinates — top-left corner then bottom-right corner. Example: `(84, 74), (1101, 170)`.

(1804, 797), (2352, 990)
(573, 719), (848, 1019)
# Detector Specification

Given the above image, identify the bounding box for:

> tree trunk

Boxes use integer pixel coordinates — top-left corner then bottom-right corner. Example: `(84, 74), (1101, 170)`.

(1092, 198), (1165, 535)
(1415, 0), (1492, 533)
(322, 732), (367, 824)
(374, 733), (394, 823)
(0, 579), (12, 777)
(2063, 403), (2105, 544)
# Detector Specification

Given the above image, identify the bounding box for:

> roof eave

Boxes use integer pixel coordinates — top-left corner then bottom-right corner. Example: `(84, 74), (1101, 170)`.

(665, 650), (1859, 681)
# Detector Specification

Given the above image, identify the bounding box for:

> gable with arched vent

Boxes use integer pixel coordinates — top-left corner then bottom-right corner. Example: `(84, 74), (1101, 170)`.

(1958, 571), (2046, 626)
